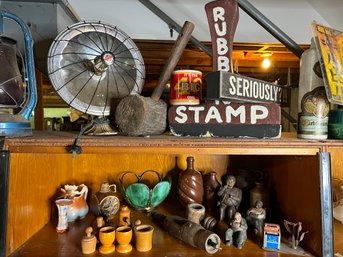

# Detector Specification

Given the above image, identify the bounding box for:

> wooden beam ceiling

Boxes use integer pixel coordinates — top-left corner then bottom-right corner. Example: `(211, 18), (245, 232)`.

(135, 40), (307, 88)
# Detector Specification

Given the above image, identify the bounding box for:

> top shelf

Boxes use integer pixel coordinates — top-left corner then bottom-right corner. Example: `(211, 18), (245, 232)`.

(4, 131), (340, 155)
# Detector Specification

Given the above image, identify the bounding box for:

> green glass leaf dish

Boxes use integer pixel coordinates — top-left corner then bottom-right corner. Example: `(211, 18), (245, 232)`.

(119, 170), (171, 211)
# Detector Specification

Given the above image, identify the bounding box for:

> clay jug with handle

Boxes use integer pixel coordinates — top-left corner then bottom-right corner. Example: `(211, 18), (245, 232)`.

(60, 184), (89, 222)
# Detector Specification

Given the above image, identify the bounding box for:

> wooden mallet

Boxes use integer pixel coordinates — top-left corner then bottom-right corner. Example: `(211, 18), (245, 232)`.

(115, 21), (195, 136)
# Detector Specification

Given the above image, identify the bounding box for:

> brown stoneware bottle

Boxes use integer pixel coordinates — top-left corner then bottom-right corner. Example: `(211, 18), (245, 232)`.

(177, 156), (204, 206)
(203, 171), (220, 212)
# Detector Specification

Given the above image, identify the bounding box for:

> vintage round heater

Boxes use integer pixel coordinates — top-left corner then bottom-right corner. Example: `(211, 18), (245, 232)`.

(0, 11), (37, 137)
(47, 21), (145, 136)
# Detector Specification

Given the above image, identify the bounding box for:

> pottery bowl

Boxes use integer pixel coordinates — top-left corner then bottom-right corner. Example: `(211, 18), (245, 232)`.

(119, 170), (171, 211)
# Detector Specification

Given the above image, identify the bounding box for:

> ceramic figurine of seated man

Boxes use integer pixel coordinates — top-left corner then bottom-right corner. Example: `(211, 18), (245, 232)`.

(225, 211), (248, 249)
(246, 200), (266, 236)
(217, 175), (242, 222)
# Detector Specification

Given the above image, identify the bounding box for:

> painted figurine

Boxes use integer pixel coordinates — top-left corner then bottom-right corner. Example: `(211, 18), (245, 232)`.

(225, 212), (248, 249)
(246, 200), (266, 236)
(217, 175), (242, 222)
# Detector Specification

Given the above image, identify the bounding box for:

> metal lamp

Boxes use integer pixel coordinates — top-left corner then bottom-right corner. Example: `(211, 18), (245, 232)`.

(0, 11), (37, 137)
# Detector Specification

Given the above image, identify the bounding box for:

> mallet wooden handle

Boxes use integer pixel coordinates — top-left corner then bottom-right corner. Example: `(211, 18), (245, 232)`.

(151, 21), (195, 101)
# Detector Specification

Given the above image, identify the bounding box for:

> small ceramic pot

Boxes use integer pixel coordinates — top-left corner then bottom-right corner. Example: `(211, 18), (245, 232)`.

(116, 226), (133, 253)
(203, 171), (220, 211)
(134, 224), (154, 252)
(99, 226), (116, 254)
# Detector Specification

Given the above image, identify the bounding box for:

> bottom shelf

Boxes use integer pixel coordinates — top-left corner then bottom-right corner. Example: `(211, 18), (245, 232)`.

(9, 204), (324, 257)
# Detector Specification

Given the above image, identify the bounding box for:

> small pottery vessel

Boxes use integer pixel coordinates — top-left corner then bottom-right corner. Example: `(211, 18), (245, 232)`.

(119, 170), (171, 211)
(187, 203), (205, 224)
(55, 199), (73, 233)
(81, 226), (97, 254)
(203, 171), (220, 211)
(99, 226), (116, 254)
(250, 182), (270, 210)
(134, 224), (154, 252)
(90, 182), (120, 221)
(177, 156), (204, 206)
(116, 226), (133, 253)
(60, 184), (89, 222)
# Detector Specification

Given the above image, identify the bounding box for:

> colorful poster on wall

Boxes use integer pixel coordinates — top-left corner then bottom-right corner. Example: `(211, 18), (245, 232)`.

(312, 22), (343, 105)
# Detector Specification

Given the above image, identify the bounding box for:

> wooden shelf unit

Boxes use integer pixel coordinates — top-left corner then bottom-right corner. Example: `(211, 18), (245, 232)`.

(3, 132), (338, 257)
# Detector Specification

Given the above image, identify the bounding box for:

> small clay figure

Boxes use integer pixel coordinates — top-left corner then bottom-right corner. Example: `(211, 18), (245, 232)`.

(225, 212), (248, 249)
(246, 200), (266, 235)
(217, 175), (242, 222)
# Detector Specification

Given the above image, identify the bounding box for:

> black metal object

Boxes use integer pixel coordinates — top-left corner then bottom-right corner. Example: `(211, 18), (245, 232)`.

(237, 0), (304, 58)
(137, 0), (212, 57)
(318, 152), (334, 257)
(0, 151), (9, 257)
(139, 0), (304, 59)
(0, 136), (4, 149)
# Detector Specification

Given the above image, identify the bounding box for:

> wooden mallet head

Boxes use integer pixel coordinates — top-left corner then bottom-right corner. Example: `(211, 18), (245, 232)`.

(115, 21), (195, 136)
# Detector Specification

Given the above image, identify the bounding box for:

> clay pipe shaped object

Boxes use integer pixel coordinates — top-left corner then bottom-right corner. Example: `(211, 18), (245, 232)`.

(151, 210), (221, 254)
(115, 21), (195, 136)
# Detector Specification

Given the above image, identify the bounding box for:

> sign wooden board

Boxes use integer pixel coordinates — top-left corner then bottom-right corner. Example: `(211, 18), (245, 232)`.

(206, 71), (282, 104)
(168, 101), (281, 138)
(205, 0), (239, 72)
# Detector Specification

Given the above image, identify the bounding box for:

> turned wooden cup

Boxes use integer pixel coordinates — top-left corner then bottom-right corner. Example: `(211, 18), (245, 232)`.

(134, 224), (154, 252)
(99, 226), (116, 254)
(116, 226), (133, 253)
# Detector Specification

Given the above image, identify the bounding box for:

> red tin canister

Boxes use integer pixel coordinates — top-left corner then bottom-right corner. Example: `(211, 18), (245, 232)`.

(170, 70), (202, 105)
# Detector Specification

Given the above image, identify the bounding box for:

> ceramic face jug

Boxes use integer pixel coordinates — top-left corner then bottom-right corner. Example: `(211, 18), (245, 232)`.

(60, 184), (89, 222)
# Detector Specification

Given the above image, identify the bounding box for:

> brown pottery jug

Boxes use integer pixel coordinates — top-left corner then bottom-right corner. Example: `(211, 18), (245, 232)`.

(177, 156), (204, 206)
